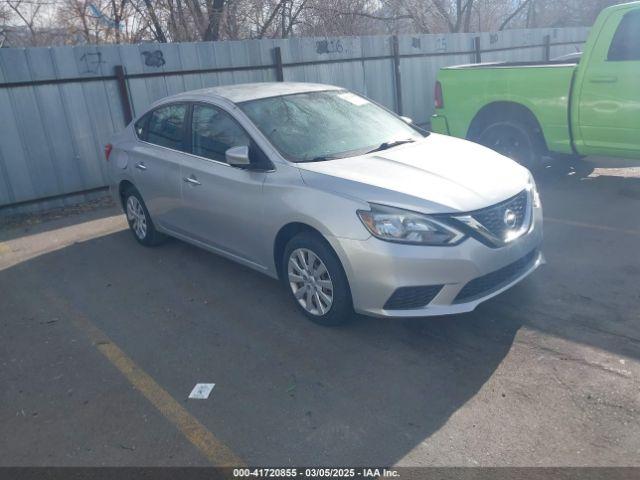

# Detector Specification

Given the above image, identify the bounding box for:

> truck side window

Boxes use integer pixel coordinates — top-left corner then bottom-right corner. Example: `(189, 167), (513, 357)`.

(607, 10), (640, 61)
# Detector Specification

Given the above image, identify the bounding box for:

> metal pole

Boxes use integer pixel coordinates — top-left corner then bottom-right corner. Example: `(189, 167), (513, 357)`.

(114, 65), (133, 125)
(474, 36), (482, 63)
(543, 34), (551, 61)
(392, 35), (403, 115)
(274, 47), (284, 82)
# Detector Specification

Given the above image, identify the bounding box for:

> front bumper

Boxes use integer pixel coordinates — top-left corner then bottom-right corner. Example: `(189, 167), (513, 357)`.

(330, 207), (543, 317)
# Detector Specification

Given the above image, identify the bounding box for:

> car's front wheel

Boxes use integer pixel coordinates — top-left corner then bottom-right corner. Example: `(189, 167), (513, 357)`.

(123, 187), (165, 246)
(282, 232), (353, 326)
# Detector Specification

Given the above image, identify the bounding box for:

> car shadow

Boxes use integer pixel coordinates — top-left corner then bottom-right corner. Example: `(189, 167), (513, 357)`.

(1, 155), (638, 465)
(1, 227), (525, 465)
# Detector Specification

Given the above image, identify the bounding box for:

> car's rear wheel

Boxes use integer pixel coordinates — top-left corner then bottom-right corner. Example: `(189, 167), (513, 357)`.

(478, 120), (541, 169)
(123, 187), (165, 246)
(282, 232), (353, 326)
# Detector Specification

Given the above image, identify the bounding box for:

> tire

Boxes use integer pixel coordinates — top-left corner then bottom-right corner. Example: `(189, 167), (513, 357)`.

(123, 187), (165, 247)
(477, 119), (543, 169)
(282, 231), (353, 326)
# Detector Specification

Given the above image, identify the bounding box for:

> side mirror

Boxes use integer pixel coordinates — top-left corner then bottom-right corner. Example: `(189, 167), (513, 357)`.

(225, 146), (250, 167)
(400, 116), (413, 124)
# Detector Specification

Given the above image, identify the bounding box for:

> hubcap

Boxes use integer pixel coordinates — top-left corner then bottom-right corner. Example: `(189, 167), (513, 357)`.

(126, 195), (147, 240)
(287, 248), (334, 316)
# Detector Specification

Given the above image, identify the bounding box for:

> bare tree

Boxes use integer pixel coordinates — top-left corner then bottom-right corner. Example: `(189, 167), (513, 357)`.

(6, 0), (43, 45)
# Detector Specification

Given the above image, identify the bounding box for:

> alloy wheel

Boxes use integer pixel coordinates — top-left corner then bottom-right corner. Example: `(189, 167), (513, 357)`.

(126, 195), (147, 240)
(287, 248), (334, 316)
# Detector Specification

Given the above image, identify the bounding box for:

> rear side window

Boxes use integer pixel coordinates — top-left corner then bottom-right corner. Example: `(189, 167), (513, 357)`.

(134, 114), (148, 140)
(608, 10), (640, 61)
(191, 104), (250, 162)
(145, 104), (188, 151)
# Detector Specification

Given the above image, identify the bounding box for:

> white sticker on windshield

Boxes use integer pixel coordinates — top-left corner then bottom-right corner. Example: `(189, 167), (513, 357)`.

(338, 92), (369, 106)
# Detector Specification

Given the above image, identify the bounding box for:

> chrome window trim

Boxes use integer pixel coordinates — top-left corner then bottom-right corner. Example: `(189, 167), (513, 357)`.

(132, 100), (276, 172)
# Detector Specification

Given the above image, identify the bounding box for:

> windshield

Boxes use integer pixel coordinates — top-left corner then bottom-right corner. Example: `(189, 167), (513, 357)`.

(238, 90), (426, 162)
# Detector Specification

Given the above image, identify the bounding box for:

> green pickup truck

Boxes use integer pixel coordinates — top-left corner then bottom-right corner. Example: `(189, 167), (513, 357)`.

(431, 1), (640, 167)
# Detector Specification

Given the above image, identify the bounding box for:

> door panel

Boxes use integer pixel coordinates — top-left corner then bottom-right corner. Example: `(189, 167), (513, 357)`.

(577, 9), (640, 155)
(175, 103), (268, 266)
(130, 103), (188, 230)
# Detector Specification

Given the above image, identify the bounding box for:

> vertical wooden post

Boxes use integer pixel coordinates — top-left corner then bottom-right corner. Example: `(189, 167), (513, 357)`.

(274, 47), (284, 82)
(114, 65), (133, 125)
(474, 36), (482, 63)
(392, 35), (403, 115)
(543, 34), (551, 61)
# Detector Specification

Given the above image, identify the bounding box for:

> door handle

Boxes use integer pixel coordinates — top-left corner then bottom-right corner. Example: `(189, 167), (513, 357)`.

(135, 162), (147, 171)
(589, 75), (618, 83)
(183, 176), (202, 186)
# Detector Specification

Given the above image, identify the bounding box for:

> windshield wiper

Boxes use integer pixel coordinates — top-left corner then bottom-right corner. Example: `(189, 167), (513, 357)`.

(299, 155), (341, 163)
(366, 138), (415, 154)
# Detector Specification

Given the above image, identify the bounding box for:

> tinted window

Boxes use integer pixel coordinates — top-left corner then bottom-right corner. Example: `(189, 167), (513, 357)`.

(608, 10), (640, 61)
(191, 104), (250, 162)
(146, 104), (188, 151)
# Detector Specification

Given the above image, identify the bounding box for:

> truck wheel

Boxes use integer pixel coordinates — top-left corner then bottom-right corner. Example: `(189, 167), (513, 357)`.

(478, 120), (542, 169)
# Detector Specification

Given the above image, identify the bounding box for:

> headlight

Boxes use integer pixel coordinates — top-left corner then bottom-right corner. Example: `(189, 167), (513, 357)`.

(528, 174), (541, 208)
(357, 204), (465, 245)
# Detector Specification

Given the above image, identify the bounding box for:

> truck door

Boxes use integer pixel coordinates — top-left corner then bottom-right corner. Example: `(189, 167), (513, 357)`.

(575, 8), (640, 157)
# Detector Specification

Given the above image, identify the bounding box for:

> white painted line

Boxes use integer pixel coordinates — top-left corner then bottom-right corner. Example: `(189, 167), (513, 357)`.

(189, 383), (216, 400)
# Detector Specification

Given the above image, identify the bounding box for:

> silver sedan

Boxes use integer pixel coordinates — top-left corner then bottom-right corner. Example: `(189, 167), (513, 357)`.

(106, 82), (543, 325)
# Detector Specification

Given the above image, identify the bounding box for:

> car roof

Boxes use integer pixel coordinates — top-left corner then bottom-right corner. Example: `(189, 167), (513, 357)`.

(167, 82), (343, 104)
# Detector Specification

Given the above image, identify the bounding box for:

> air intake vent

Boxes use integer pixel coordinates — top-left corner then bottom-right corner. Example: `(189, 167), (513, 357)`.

(384, 285), (444, 310)
(454, 249), (538, 303)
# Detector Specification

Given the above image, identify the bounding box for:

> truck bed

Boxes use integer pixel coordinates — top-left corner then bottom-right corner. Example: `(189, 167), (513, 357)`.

(434, 62), (577, 155)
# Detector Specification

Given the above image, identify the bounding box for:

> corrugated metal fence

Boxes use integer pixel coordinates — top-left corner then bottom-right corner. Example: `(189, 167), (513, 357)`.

(0, 27), (589, 211)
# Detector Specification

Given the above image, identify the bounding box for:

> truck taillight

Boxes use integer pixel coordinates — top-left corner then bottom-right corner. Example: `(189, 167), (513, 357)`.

(434, 81), (444, 109)
(104, 143), (113, 162)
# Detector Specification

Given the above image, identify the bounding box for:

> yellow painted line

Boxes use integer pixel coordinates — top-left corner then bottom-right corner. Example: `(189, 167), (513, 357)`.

(0, 243), (10, 254)
(44, 291), (245, 466)
(545, 217), (640, 237)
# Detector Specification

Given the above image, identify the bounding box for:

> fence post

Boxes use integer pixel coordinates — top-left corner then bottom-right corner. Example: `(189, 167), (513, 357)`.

(114, 65), (133, 125)
(274, 47), (284, 82)
(473, 36), (482, 63)
(543, 34), (551, 61)
(392, 35), (403, 115)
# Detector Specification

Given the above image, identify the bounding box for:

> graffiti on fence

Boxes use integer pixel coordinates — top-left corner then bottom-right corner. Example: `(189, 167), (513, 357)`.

(316, 39), (343, 54)
(435, 37), (447, 52)
(411, 37), (421, 49)
(79, 52), (106, 74)
(141, 50), (166, 68)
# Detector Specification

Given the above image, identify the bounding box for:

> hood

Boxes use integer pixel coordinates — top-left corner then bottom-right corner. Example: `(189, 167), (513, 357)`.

(296, 133), (531, 214)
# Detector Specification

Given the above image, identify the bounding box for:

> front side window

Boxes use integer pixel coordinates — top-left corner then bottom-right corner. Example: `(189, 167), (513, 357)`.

(191, 104), (250, 162)
(608, 10), (640, 61)
(146, 104), (188, 151)
(239, 90), (425, 162)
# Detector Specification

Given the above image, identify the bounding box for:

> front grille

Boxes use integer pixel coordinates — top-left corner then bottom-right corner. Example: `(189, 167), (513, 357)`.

(384, 285), (444, 310)
(471, 190), (529, 241)
(454, 249), (538, 303)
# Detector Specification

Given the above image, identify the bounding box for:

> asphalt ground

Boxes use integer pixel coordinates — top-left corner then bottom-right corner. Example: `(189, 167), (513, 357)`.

(1, 156), (639, 467)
